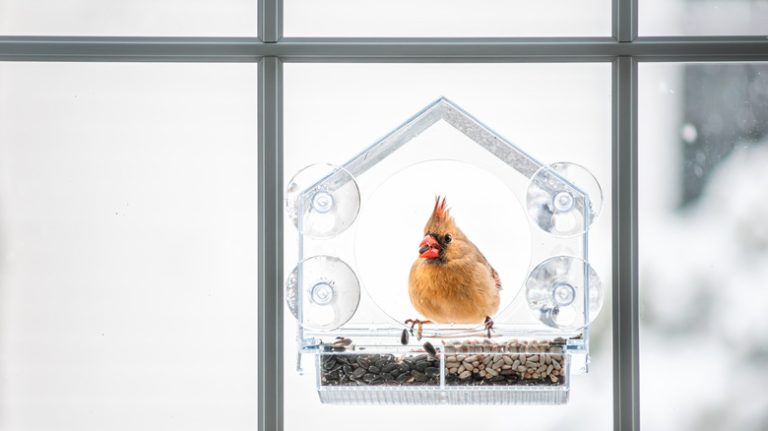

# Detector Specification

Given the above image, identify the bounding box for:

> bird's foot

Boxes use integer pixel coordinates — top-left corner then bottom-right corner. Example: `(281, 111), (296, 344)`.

(484, 316), (495, 339)
(404, 319), (432, 341)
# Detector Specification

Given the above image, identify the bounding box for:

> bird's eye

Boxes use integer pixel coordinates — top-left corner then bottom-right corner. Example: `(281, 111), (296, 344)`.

(444, 234), (452, 243)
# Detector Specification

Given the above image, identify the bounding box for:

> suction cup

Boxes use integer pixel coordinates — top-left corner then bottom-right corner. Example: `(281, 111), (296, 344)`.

(526, 256), (603, 330)
(526, 162), (603, 237)
(285, 163), (360, 239)
(285, 255), (361, 331)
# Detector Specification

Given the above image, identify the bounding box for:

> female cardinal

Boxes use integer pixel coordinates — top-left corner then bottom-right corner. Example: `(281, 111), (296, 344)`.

(407, 196), (501, 339)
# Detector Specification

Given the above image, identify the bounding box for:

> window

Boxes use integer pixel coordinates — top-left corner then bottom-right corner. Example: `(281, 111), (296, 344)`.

(0, 0), (258, 35)
(283, 0), (610, 37)
(0, 63), (259, 430)
(639, 0), (768, 35)
(1, 2), (767, 431)
(283, 63), (614, 430)
(639, 63), (768, 430)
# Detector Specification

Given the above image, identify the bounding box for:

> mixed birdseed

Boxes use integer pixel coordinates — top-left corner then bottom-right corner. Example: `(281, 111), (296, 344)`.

(320, 338), (567, 387)
(444, 339), (566, 386)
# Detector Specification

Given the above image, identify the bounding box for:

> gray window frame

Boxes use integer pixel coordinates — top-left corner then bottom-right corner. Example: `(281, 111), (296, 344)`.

(2, 0), (767, 429)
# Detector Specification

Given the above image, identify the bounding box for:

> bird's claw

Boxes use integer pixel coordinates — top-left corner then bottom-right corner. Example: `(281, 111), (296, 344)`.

(484, 316), (495, 339)
(404, 319), (432, 341)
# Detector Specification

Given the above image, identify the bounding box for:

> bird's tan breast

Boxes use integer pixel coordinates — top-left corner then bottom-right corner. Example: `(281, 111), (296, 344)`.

(408, 258), (500, 324)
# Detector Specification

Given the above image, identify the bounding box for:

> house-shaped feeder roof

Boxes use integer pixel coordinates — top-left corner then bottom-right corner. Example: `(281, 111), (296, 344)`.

(304, 97), (588, 213)
(341, 97), (545, 180)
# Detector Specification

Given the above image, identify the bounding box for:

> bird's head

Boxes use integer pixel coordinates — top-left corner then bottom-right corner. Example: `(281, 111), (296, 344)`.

(418, 196), (463, 262)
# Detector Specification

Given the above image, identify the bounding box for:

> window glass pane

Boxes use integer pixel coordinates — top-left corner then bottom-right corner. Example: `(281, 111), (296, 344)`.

(283, 64), (612, 429)
(0, 0), (257, 36)
(640, 63), (768, 430)
(640, 0), (768, 36)
(0, 63), (259, 430)
(284, 1), (610, 37)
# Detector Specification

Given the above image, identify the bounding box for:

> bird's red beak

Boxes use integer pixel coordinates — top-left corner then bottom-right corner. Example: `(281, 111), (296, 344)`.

(418, 235), (440, 259)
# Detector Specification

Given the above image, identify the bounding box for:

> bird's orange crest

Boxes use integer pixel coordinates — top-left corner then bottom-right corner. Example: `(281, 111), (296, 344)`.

(432, 195), (449, 221)
(425, 195), (456, 235)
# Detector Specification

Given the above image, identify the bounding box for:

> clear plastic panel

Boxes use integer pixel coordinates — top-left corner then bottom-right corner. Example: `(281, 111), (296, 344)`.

(316, 340), (570, 405)
(283, 63), (613, 411)
(286, 98), (603, 343)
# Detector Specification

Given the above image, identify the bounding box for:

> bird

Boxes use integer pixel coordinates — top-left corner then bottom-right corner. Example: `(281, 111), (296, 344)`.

(406, 196), (501, 339)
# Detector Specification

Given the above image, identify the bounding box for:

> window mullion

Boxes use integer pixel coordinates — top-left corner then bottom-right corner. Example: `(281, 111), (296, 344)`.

(259, 0), (283, 42)
(614, 0), (638, 42)
(258, 56), (284, 431)
(613, 55), (640, 431)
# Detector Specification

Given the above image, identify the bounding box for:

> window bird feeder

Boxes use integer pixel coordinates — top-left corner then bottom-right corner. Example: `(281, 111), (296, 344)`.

(285, 97), (604, 405)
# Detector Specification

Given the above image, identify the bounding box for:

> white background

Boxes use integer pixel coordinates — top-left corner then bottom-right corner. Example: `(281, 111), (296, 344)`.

(3, 0), (765, 37)
(284, 0), (610, 37)
(0, 63), (259, 430)
(639, 0), (768, 35)
(0, 0), (258, 35)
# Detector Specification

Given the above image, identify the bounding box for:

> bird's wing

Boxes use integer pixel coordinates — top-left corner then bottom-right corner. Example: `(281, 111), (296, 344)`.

(467, 239), (502, 290)
(491, 266), (502, 290)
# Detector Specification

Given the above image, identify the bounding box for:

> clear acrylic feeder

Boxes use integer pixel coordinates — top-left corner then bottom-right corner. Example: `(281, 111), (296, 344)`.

(285, 97), (604, 405)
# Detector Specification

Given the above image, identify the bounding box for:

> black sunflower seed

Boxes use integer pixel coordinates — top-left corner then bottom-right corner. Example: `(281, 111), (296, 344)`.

(423, 341), (436, 357)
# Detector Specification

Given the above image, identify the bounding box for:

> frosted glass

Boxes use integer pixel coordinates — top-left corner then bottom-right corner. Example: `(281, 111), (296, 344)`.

(640, 0), (768, 36)
(0, 0), (257, 36)
(640, 63), (768, 430)
(285, 0), (610, 37)
(0, 62), (259, 431)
